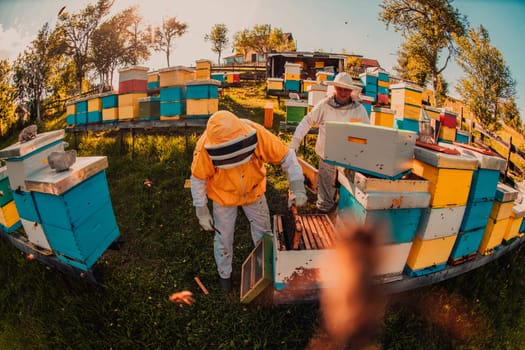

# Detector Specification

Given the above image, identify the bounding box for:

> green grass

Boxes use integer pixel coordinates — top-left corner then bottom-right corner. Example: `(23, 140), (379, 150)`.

(2, 84), (525, 349)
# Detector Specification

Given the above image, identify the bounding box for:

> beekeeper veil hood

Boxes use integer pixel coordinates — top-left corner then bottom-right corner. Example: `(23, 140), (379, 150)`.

(204, 110), (258, 169)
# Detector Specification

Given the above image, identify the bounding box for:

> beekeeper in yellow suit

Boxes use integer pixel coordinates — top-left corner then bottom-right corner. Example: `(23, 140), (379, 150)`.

(191, 110), (307, 292)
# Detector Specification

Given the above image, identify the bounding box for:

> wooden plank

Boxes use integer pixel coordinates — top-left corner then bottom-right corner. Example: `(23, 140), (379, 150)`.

(313, 215), (332, 248)
(298, 158), (319, 194)
(298, 216), (313, 250)
(301, 216), (319, 249)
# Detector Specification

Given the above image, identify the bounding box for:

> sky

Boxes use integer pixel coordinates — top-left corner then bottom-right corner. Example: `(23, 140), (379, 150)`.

(0, 0), (524, 118)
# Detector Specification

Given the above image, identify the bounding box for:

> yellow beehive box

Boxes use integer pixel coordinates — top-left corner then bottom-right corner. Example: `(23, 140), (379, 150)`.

(66, 101), (76, 115)
(315, 61), (324, 69)
(195, 59), (212, 70)
(102, 107), (119, 121)
(504, 215), (523, 242)
(159, 66), (195, 87)
(378, 79), (390, 88)
(490, 200), (514, 221)
(370, 107), (395, 128)
(285, 73), (300, 81)
(186, 99), (218, 116)
(195, 68), (211, 80)
(302, 79), (317, 92)
(412, 159), (474, 208)
(147, 71), (159, 83)
(390, 83), (423, 106)
(87, 96), (102, 112)
(267, 78), (284, 91)
(406, 234), (457, 271)
(316, 71), (334, 82)
(118, 106), (139, 120)
(439, 125), (456, 142)
(479, 217), (508, 255)
(0, 201), (20, 228)
(118, 92), (147, 107)
(391, 103), (421, 120)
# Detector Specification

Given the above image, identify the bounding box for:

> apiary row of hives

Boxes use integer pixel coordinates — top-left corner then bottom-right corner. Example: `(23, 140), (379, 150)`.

(65, 61), (241, 126)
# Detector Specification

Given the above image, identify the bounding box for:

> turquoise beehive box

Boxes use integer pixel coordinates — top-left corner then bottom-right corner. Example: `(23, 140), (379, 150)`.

(25, 156), (120, 271)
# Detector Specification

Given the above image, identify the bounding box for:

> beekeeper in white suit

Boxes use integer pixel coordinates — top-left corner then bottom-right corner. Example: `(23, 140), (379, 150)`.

(289, 72), (370, 214)
(190, 110), (307, 292)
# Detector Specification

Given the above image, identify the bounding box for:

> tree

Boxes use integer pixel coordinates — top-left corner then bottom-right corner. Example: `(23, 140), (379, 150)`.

(12, 23), (60, 123)
(501, 98), (522, 132)
(454, 25), (517, 132)
(204, 24), (229, 66)
(151, 17), (188, 67)
(379, 0), (468, 105)
(91, 6), (150, 90)
(0, 60), (17, 136)
(56, 0), (113, 96)
(233, 24), (296, 63)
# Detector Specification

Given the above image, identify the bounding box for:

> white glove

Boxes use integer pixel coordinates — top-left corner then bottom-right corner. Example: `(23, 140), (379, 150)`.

(288, 180), (307, 208)
(195, 206), (214, 231)
(289, 137), (302, 152)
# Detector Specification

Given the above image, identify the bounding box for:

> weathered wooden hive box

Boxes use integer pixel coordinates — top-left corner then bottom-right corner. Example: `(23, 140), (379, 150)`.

(138, 96), (160, 120)
(272, 213), (336, 291)
(25, 156), (120, 271)
(479, 183), (519, 255)
(337, 168), (430, 279)
(0, 130), (66, 250)
(0, 166), (20, 233)
(324, 121), (417, 179)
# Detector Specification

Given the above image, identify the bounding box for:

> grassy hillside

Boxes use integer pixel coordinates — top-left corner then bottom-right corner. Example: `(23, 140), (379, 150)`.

(1, 84), (525, 349)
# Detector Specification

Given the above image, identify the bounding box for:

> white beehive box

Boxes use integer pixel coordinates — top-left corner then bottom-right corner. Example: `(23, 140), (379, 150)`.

(20, 218), (52, 250)
(324, 122), (417, 179)
(0, 130), (65, 192)
(416, 206), (466, 240)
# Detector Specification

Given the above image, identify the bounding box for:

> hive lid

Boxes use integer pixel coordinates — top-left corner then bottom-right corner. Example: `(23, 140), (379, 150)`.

(414, 144), (479, 170)
(184, 79), (221, 86)
(25, 156), (108, 195)
(452, 144), (506, 171)
(0, 129), (65, 159)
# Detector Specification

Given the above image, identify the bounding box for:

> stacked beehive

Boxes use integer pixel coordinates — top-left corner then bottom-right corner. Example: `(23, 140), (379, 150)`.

(316, 70), (334, 82)
(390, 82), (423, 134)
(211, 72), (225, 85)
(359, 71), (378, 104)
(406, 144), (478, 276)
(376, 70), (390, 106)
(284, 62), (301, 92)
(0, 166), (21, 233)
(359, 95), (375, 116)
(478, 183), (519, 255)
(1, 130), (66, 251)
(503, 198), (525, 244)
(86, 94), (102, 124)
(337, 169), (430, 280)
(450, 145), (506, 263)
(185, 79), (220, 119)
(158, 66), (194, 120)
(439, 109), (457, 143)
(266, 77), (284, 93)
(194, 59), (212, 80)
(0, 130), (121, 271)
(101, 92), (119, 123)
(118, 66), (148, 120)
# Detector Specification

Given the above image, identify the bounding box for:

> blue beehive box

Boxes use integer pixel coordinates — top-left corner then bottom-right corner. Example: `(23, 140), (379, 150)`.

(211, 73), (225, 84)
(160, 101), (185, 117)
(450, 227), (485, 261)
(185, 80), (220, 99)
(25, 156), (120, 271)
(160, 86), (186, 102)
(284, 80), (301, 92)
(102, 93), (119, 109)
(12, 191), (40, 222)
(337, 169), (430, 244)
(66, 115), (76, 125)
(460, 199), (494, 232)
(87, 111), (102, 124)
